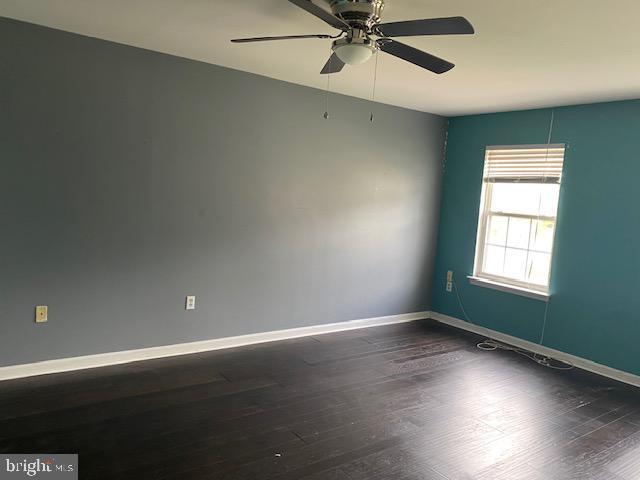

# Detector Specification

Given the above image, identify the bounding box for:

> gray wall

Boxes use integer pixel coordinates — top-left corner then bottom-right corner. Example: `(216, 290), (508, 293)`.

(0, 17), (446, 366)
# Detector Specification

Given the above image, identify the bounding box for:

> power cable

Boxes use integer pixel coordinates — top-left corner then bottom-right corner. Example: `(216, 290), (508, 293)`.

(451, 276), (573, 370)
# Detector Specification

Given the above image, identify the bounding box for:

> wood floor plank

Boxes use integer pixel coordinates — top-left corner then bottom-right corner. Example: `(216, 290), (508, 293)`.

(1, 320), (639, 479)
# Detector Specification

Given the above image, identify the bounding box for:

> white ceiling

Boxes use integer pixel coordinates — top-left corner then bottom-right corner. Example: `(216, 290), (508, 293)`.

(1, 0), (639, 116)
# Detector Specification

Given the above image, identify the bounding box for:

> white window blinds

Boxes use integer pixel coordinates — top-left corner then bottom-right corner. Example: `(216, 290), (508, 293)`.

(483, 144), (565, 183)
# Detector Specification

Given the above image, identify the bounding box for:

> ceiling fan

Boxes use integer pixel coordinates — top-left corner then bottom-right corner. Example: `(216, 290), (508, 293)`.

(231, 0), (474, 75)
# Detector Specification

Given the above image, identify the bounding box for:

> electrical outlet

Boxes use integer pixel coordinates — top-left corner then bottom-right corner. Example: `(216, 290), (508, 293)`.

(446, 271), (454, 292)
(35, 305), (48, 323)
(185, 295), (196, 310)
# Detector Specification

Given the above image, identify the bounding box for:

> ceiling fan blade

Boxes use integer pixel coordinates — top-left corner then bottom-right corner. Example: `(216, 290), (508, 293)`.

(378, 40), (455, 74)
(231, 34), (332, 43)
(320, 53), (345, 74)
(288, 0), (350, 30)
(377, 16), (474, 37)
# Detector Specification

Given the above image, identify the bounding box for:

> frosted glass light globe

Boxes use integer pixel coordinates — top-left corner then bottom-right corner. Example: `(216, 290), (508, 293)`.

(334, 44), (374, 65)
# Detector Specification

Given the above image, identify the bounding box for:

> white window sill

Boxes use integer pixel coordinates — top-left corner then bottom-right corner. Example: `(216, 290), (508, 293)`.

(467, 276), (549, 302)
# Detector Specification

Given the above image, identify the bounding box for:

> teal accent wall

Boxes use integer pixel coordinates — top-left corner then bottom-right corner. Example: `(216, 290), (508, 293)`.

(432, 100), (640, 376)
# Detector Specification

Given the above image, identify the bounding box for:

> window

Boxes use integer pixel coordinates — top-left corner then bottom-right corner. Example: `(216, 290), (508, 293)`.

(472, 144), (565, 295)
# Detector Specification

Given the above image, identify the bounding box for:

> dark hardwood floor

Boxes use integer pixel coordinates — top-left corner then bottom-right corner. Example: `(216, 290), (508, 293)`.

(1, 320), (640, 479)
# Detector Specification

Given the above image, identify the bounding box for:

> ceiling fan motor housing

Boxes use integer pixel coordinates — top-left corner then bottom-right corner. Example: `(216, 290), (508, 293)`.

(328, 0), (385, 30)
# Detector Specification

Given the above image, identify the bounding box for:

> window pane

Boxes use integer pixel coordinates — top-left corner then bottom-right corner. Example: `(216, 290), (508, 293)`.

(504, 248), (527, 280)
(487, 215), (508, 246)
(484, 245), (505, 276)
(490, 183), (560, 217)
(538, 184), (560, 217)
(529, 220), (555, 253)
(490, 184), (537, 215)
(506, 217), (531, 249)
(526, 252), (551, 286)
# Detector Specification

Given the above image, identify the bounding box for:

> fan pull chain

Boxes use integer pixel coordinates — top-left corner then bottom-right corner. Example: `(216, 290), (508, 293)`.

(323, 55), (332, 119)
(370, 50), (379, 122)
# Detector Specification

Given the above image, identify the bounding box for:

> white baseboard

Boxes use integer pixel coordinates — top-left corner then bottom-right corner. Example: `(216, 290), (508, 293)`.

(0, 311), (429, 381)
(4, 310), (637, 389)
(431, 311), (640, 389)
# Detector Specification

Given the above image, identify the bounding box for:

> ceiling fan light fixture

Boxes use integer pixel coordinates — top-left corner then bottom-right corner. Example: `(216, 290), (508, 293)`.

(332, 37), (377, 65)
(334, 43), (375, 65)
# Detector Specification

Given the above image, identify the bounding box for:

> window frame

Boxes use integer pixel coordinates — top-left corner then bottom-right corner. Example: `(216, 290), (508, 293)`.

(472, 145), (564, 295)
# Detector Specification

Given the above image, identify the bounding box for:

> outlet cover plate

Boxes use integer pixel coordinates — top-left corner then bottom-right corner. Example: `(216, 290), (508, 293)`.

(185, 296), (196, 310)
(35, 305), (48, 323)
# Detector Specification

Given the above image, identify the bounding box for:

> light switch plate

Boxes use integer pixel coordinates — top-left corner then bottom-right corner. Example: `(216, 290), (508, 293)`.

(35, 305), (48, 323)
(185, 296), (196, 310)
